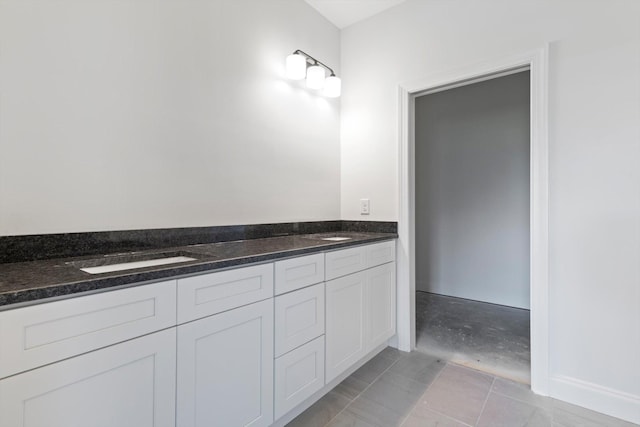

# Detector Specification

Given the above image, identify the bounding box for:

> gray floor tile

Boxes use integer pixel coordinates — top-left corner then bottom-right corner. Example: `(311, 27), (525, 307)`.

(360, 370), (428, 414)
(327, 411), (380, 427)
(405, 403), (471, 427)
(377, 346), (406, 362)
(290, 345), (638, 427)
(334, 375), (370, 400)
(346, 396), (407, 427)
(286, 390), (352, 427)
(491, 377), (552, 409)
(551, 408), (611, 427)
(476, 392), (537, 427)
(350, 351), (399, 384)
(421, 364), (494, 425)
(388, 350), (444, 385)
(526, 408), (554, 427)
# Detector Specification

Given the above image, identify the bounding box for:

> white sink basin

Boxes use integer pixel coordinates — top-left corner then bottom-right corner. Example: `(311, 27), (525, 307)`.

(68, 251), (203, 275)
(79, 256), (197, 274)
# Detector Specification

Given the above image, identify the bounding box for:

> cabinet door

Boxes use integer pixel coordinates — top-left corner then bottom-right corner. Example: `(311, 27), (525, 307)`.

(0, 328), (176, 427)
(325, 271), (367, 383)
(366, 262), (396, 351)
(177, 299), (274, 427)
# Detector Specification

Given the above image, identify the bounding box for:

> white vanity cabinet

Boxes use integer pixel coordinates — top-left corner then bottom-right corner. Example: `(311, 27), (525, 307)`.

(325, 241), (396, 383)
(0, 238), (396, 427)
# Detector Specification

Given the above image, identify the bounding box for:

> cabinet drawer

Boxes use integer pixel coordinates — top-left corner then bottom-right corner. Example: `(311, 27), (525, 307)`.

(274, 336), (325, 419)
(275, 253), (324, 295)
(325, 246), (366, 280)
(0, 280), (176, 379)
(274, 283), (324, 357)
(365, 240), (395, 268)
(177, 263), (273, 323)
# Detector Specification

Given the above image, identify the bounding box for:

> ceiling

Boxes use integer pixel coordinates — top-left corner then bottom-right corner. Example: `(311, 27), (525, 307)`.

(304, 0), (407, 29)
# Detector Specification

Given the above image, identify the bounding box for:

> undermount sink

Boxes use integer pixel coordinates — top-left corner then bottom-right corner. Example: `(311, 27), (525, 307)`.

(68, 251), (201, 275)
(319, 236), (352, 241)
(303, 233), (357, 242)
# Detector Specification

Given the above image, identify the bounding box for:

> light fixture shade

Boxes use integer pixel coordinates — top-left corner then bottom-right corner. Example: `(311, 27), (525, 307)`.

(306, 65), (325, 90)
(323, 75), (341, 97)
(286, 53), (306, 80)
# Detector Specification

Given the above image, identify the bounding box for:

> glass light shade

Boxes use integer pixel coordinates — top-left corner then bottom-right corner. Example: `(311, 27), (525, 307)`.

(306, 65), (325, 90)
(285, 53), (306, 80)
(323, 75), (341, 97)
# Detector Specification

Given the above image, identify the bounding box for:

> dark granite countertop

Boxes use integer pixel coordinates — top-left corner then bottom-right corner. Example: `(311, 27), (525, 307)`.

(0, 232), (396, 309)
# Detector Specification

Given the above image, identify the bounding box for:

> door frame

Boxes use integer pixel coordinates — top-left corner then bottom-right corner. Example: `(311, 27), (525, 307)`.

(395, 47), (550, 395)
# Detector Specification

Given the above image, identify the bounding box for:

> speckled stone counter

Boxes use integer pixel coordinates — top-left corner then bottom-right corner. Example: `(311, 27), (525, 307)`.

(0, 231), (396, 309)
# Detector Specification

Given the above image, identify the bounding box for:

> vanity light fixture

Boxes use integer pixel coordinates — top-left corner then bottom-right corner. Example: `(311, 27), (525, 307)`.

(285, 50), (341, 97)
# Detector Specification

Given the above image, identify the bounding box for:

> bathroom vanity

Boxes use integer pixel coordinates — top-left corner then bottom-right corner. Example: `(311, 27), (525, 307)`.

(0, 232), (396, 427)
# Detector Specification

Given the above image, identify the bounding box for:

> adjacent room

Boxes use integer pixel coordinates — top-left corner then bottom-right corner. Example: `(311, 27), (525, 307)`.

(414, 70), (532, 384)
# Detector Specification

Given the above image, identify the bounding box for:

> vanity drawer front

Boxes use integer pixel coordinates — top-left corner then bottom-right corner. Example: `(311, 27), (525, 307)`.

(274, 283), (325, 357)
(325, 246), (366, 280)
(274, 335), (325, 419)
(365, 240), (396, 268)
(177, 263), (274, 323)
(0, 280), (176, 379)
(275, 253), (324, 295)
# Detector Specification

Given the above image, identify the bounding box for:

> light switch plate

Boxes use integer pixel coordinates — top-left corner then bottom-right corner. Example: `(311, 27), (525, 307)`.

(360, 199), (370, 215)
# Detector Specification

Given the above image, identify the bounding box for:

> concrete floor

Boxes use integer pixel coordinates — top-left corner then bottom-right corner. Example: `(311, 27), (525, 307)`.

(415, 291), (531, 384)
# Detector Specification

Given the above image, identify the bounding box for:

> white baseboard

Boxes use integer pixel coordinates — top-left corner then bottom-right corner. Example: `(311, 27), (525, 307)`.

(550, 375), (640, 425)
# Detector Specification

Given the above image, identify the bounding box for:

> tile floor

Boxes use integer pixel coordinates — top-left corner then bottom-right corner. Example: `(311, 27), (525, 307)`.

(287, 348), (637, 427)
(415, 292), (531, 384)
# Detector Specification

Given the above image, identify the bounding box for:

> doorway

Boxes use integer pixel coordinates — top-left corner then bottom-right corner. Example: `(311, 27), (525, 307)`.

(395, 48), (549, 395)
(414, 70), (531, 383)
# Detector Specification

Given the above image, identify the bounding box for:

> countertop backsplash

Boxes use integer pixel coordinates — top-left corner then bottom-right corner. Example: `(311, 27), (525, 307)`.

(0, 220), (396, 264)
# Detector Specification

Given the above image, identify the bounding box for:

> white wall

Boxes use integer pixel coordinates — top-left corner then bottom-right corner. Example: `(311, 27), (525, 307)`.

(0, 0), (341, 236)
(415, 71), (530, 309)
(340, 0), (640, 423)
